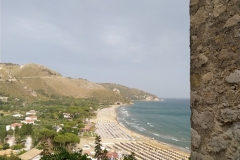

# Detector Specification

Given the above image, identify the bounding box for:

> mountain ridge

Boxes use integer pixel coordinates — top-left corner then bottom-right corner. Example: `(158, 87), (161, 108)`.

(0, 63), (159, 104)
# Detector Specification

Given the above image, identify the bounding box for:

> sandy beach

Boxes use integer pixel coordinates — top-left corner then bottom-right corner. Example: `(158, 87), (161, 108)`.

(79, 105), (190, 159)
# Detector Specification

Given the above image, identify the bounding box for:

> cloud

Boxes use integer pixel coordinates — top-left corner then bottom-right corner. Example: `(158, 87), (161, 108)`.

(1, 0), (190, 98)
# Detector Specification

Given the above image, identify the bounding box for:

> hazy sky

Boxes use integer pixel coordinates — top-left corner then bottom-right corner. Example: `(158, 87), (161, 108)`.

(1, 1), (190, 98)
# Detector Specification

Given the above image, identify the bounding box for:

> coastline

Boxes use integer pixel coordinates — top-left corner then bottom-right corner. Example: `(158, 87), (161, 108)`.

(112, 104), (190, 156)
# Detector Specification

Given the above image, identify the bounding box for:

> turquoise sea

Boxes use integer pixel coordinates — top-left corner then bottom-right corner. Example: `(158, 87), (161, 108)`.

(116, 99), (191, 151)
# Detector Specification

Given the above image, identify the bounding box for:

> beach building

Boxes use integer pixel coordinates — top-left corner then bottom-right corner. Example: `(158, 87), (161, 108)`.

(81, 123), (92, 132)
(106, 152), (118, 160)
(18, 148), (42, 160)
(26, 110), (37, 115)
(6, 123), (22, 131)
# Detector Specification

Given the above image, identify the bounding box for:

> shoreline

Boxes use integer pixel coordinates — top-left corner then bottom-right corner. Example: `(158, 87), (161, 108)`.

(112, 104), (190, 156)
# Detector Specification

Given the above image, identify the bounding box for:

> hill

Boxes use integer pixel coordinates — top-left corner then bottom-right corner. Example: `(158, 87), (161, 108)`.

(0, 63), (129, 104)
(99, 83), (159, 101)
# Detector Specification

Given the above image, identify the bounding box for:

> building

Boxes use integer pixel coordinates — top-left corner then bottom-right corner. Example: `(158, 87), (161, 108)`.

(12, 114), (23, 118)
(25, 116), (37, 121)
(21, 120), (35, 124)
(0, 96), (8, 102)
(18, 148), (42, 160)
(81, 125), (91, 132)
(107, 152), (118, 160)
(63, 113), (71, 119)
(6, 123), (22, 131)
(26, 110), (37, 115)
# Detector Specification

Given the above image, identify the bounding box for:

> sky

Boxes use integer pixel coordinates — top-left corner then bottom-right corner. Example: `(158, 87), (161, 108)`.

(1, 0), (190, 99)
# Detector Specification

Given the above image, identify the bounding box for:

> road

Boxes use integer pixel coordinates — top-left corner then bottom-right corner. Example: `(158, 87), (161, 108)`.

(25, 136), (32, 150)
(7, 136), (15, 147)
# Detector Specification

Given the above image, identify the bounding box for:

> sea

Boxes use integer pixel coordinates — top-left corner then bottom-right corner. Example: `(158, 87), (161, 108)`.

(116, 98), (191, 152)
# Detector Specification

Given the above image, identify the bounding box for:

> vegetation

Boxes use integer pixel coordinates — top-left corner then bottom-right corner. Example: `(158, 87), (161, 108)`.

(123, 152), (137, 160)
(39, 136), (137, 160)
(0, 95), (100, 153)
(100, 83), (158, 100)
(0, 153), (21, 160)
(0, 63), (131, 104)
(40, 147), (90, 160)
(94, 135), (108, 160)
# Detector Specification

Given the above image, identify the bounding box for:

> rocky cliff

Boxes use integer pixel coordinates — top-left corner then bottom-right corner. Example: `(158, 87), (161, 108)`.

(190, 0), (240, 159)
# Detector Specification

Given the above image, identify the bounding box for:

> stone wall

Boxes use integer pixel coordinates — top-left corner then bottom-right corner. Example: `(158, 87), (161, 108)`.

(190, 0), (240, 159)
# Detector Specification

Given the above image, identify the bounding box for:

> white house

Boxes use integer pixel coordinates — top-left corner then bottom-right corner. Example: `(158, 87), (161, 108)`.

(6, 123), (22, 131)
(25, 116), (37, 121)
(26, 110), (36, 115)
(63, 113), (71, 119)
(21, 120), (34, 124)
(12, 114), (23, 118)
(0, 96), (8, 102)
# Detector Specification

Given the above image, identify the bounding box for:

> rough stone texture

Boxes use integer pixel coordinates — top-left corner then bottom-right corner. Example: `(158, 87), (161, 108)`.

(213, 0), (226, 17)
(219, 108), (238, 123)
(190, 0), (240, 159)
(224, 14), (240, 28)
(191, 151), (214, 160)
(192, 110), (214, 129)
(191, 128), (201, 149)
(225, 70), (240, 83)
(207, 136), (227, 153)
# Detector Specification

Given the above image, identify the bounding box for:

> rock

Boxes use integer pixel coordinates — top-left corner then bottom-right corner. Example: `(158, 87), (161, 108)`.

(191, 7), (208, 27)
(234, 29), (240, 37)
(224, 14), (240, 28)
(190, 0), (199, 6)
(225, 70), (240, 83)
(234, 122), (240, 142)
(213, 0), (226, 17)
(234, 147), (240, 160)
(191, 74), (201, 88)
(224, 128), (234, 140)
(192, 110), (214, 129)
(202, 72), (213, 82)
(195, 54), (208, 67)
(208, 136), (227, 152)
(191, 128), (201, 149)
(233, 129), (240, 142)
(220, 108), (238, 123)
(218, 49), (236, 60)
(191, 151), (214, 160)
(197, 45), (203, 51)
(191, 91), (200, 104)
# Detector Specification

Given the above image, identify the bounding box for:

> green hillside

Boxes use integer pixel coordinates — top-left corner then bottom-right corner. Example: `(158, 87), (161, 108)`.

(99, 83), (159, 101)
(0, 63), (130, 104)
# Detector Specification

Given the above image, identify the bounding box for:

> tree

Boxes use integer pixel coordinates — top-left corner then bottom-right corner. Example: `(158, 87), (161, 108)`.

(37, 142), (50, 156)
(0, 152), (21, 160)
(0, 126), (7, 143)
(2, 143), (10, 150)
(11, 144), (24, 150)
(40, 147), (90, 160)
(53, 133), (79, 147)
(53, 135), (69, 146)
(39, 129), (57, 141)
(94, 136), (108, 160)
(19, 124), (33, 136)
(123, 152), (137, 160)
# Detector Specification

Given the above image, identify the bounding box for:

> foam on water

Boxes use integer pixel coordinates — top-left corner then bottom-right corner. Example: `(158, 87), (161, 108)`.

(116, 99), (191, 150)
